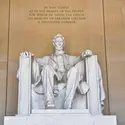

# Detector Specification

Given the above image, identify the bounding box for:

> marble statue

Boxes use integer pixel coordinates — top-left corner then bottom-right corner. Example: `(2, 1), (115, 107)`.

(32, 34), (92, 109)
(17, 34), (105, 115)
(4, 34), (117, 125)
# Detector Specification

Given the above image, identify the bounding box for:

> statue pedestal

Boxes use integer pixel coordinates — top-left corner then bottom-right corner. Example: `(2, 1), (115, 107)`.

(4, 110), (117, 125)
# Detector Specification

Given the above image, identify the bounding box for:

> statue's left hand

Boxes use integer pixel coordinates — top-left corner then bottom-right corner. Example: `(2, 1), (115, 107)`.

(20, 51), (34, 58)
(81, 49), (93, 58)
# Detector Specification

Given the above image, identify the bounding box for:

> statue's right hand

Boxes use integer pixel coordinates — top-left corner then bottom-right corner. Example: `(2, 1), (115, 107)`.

(20, 51), (34, 58)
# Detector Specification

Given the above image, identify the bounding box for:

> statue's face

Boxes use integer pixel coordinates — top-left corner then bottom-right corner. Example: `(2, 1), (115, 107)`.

(53, 37), (65, 51)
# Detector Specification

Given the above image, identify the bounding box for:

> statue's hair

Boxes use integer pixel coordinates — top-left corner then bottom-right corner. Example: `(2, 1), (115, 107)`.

(52, 33), (65, 43)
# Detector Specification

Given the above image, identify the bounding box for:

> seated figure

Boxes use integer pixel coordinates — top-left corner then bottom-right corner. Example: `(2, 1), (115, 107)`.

(17, 34), (105, 115)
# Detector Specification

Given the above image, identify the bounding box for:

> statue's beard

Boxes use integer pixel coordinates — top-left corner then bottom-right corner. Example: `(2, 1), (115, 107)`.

(54, 46), (65, 55)
(55, 46), (64, 51)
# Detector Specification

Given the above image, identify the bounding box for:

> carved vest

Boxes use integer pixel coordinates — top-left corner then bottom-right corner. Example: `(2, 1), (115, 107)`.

(56, 55), (66, 72)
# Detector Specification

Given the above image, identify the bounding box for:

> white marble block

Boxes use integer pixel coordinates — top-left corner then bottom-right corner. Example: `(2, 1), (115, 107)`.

(4, 110), (117, 125)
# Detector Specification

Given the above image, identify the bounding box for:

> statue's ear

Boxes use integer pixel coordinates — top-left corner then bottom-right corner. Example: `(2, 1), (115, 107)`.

(53, 42), (55, 47)
(63, 41), (65, 47)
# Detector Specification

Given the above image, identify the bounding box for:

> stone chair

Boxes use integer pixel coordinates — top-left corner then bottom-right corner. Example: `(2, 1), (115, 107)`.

(17, 53), (105, 116)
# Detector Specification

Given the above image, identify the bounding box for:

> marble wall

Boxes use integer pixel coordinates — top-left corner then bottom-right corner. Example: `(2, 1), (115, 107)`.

(0, 0), (9, 125)
(104, 0), (125, 124)
(0, 0), (125, 125)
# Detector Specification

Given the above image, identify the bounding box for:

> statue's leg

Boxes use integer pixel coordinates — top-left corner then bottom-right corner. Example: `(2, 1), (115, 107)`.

(41, 65), (56, 109)
(64, 67), (81, 109)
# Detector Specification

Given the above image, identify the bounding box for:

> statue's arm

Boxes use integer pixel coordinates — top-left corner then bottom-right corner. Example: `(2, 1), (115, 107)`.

(17, 51), (49, 85)
(97, 63), (106, 109)
(69, 50), (93, 67)
(32, 56), (50, 84)
(31, 57), (41, 84)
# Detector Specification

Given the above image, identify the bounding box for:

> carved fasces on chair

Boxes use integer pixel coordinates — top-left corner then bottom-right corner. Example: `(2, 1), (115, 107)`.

(17, 50), (105, 115)
(17, 52), (32, 115)
(85, 55), (105, 115)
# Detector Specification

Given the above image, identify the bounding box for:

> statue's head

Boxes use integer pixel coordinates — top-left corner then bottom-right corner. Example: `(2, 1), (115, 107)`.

(52, 34), (65, 51)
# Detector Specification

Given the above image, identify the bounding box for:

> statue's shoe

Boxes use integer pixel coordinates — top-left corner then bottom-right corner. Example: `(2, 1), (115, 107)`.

(53, 89), (59, 97)
(46, 102), (55, 109)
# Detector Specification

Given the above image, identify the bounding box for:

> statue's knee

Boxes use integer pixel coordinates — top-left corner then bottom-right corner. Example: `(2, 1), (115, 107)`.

(43, 65), (51, 70)
(70, 67), (78, 72)
(42, 65), (52, 73)
(41, 65), (54, 77)
(67, 67), (78, 77)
